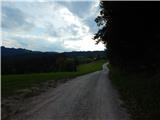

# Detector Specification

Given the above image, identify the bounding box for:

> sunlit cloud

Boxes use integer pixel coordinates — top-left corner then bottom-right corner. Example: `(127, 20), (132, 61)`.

(1, 0), (105, 52)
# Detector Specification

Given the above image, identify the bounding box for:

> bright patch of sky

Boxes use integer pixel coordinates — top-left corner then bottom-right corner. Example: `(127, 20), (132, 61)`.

(1, 0), (105, 52)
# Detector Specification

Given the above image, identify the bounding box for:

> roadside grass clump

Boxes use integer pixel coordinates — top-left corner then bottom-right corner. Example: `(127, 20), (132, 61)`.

(108, 64), (160, 120)
(2, 59), (106, 97)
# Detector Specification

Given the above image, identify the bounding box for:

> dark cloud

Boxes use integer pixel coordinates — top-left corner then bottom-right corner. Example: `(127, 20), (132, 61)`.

(69, 2), (92, 17)
(58, 1), (99, 34)
(46, 23), (82, 39)
(84, 18), (98, 33)
(58, 1), (92, 18)
(2, 5), (33, 30)
(45, 23), (61, 37)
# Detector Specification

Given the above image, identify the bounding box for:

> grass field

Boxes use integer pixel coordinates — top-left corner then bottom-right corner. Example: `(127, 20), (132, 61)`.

(108, 65), (160, 120)
(2, 60), (106, 97)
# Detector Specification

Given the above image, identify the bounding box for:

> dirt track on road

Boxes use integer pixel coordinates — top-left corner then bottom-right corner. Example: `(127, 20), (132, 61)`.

(12, 64), (130, 120)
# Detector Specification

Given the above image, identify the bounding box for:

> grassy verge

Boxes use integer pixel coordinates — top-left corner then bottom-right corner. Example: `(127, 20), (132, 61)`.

(108, 64), (160, 120)
(2, 60), (106, 97)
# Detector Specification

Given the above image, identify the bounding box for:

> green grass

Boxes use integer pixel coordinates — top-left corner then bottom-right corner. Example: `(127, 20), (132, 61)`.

(109, 64), (160, 120)
(2, 60), (106, 97)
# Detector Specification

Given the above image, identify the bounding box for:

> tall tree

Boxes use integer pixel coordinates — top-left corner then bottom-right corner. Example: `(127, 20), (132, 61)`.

(94, 1), (160, 73)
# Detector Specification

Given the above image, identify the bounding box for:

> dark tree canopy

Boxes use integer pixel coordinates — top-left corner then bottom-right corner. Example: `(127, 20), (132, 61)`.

(94, 1), (160, 73)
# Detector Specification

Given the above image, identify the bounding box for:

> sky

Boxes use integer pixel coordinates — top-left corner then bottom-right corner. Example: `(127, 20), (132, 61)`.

(1, 0), (105, 52)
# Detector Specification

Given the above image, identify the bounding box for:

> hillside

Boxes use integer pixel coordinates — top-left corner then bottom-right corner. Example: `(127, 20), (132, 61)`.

(1, 46), (105, 58)
(1, 46), (105, 74)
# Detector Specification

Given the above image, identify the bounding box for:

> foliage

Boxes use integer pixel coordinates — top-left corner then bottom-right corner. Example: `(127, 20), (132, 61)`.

(94, 1), (160, 73)
(1, 46), (105, 74)
(95, 2), (160, 120)
(2, 53), (77, 74)
(109, 65), (160, 120)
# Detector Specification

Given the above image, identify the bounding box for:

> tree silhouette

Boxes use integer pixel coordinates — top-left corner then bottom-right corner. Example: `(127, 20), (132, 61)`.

(94, 1), (160, 73)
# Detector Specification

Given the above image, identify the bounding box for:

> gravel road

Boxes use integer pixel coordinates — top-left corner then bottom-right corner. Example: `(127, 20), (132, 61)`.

(12, 64), (130, 120)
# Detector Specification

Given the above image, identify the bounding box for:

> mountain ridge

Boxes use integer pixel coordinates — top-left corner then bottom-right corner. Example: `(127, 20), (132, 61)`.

(1, 46), (105, 58)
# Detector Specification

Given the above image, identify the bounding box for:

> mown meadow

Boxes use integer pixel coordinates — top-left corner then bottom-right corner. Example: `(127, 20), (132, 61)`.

(2, 60), (106, 97)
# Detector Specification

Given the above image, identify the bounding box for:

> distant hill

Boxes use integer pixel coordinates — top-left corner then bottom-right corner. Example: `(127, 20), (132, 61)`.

(1, 46), (106, 74)
(64, 51), (105, 58)
(1, 46), (58, 57)
(1, 46), (105, 58)
(1, 46), (31, 56)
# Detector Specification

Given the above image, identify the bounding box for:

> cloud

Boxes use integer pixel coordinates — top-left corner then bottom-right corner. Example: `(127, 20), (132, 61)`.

(48, 3), (90, 37)
(2, 31), (73, 52)
(58, 1), (100, 33)
(1, 5), (34, 32)
(1, 1), (105, 52)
